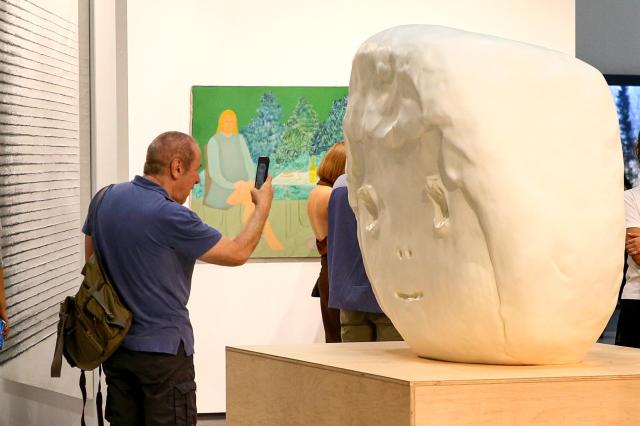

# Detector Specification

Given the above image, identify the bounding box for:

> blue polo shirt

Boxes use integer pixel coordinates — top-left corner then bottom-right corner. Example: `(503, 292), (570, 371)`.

(327, 174), (382, 313)
(82, 176), (221, 355)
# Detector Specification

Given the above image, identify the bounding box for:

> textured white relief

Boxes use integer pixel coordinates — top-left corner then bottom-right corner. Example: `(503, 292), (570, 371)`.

(344, 25), (624, 365)
(0, 0), (82, 365)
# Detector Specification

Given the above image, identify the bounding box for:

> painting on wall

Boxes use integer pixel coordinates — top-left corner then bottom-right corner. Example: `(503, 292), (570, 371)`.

(190, 86), (348, 257)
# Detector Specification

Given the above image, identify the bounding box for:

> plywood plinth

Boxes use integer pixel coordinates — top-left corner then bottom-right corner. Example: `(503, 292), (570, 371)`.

(226, 342), (640, 425)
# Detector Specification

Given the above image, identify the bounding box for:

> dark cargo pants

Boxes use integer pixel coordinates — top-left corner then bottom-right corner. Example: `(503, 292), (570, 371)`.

(103, 342), (197, 426)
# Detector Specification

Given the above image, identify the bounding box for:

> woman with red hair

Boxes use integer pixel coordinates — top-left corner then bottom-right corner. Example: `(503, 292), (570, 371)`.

(307, 143), (346, 343)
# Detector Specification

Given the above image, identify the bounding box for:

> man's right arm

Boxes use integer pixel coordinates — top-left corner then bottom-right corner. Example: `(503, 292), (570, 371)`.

(198, 177), (274, 266)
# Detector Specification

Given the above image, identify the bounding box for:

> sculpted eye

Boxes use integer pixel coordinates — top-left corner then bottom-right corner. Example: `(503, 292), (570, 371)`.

(357, 184), (380, 238)
(425, 175), (450, 237)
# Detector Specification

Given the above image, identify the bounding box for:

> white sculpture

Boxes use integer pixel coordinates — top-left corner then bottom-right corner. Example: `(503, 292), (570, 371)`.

(343, 25), (624, 365)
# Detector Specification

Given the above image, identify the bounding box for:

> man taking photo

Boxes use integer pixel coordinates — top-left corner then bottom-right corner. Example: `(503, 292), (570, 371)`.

(83, 131), (273, 425)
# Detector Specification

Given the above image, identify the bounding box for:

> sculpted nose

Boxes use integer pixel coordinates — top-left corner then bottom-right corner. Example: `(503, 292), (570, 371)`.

(396, 247), (413, 260)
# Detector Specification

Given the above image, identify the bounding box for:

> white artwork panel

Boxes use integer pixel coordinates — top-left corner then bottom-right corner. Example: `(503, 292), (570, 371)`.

(0, 0), (81, 365)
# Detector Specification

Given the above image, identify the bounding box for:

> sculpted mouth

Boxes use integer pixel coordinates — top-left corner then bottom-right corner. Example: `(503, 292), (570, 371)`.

(395, 291), (423, 301)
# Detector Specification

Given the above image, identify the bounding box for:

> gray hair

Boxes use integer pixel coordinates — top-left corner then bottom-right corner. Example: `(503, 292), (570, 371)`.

(143, 131), (196, 176)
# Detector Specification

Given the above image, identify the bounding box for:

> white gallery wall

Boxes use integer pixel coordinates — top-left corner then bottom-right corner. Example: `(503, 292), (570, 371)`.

(576, 0), (640, 75)
(124, 0), (575, 413)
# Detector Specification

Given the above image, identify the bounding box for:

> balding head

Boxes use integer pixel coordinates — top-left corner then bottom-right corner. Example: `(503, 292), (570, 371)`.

(144, 131), (196, 176)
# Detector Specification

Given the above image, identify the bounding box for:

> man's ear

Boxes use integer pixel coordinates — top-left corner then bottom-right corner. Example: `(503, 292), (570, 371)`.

(170, 158), (183, 179)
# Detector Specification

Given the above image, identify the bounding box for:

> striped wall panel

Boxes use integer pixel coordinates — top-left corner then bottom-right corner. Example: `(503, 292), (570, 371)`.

(0, 0), (81, 364)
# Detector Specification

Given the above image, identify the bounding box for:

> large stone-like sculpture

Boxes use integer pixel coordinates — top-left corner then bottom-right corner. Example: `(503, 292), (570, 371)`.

(343, 25), (624, 365)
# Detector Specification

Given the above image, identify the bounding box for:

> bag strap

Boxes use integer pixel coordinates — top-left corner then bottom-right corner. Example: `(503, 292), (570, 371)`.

(50, 297), (73, 377)
(50, 186), (112, 378)
(96, 365), (105, 426)
(88, 186), (111, 426)
(80, 370), (87, 426)
(78, 366), (105, 426)
(89, 185), (113, 281)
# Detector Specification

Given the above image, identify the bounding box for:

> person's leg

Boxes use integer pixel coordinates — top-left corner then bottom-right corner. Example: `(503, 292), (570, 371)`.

(136, 342), (197, 426)
(105, 343), (197, 426)
(103, 347), (145, 426)
(318, 255), (341, 342)
(340, 309), (375, 342)
(616, 299), (640, 348)
(370, 313), (403, 342)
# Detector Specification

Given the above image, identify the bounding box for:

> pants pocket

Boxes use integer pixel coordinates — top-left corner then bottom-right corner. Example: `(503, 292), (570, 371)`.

(174, 381), (197, 426)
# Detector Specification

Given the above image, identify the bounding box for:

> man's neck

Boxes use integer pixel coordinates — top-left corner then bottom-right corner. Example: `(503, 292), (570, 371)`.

(144, 174), (175, 200)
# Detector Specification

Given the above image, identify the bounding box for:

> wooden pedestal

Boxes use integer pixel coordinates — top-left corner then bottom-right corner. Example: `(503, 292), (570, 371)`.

(226, 342), (640, 425)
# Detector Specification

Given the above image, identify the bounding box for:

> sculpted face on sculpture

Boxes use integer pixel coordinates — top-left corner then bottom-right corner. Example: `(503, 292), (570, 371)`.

(343, 25), (624, 365)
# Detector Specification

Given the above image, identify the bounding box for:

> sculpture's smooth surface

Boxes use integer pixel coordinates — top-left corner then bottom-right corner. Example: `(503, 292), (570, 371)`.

(343, 25), (624, 365)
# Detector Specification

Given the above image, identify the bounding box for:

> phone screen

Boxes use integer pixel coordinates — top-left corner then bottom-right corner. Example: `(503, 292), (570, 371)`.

(255, 157), (269, 189)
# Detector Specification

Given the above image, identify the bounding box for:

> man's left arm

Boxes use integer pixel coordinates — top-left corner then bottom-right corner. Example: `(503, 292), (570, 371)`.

(85, 235), (94, 260)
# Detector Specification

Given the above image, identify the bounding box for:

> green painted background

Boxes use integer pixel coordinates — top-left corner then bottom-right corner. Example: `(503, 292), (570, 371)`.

(192, 86), (348, 159)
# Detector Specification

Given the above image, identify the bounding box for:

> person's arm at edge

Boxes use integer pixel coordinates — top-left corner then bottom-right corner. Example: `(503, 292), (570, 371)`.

(313, 190), (331, 240)
(307, 186), (331, 240)
(625, 227), (640, 264)
(199, 176), (274, 266)
(85, 235), (94, 260)
(0, 265), (9, 339)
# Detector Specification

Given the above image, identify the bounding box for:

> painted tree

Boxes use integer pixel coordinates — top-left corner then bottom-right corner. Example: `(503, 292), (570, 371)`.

(617, 86), (639, 184)
(310, 96), (348, 156)
(618, 87), (635, 155)
(241, 92), (284, 162)
(273, 97), (319, 167)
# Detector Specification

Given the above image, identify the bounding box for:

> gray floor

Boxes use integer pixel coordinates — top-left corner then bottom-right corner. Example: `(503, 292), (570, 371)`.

(198, 413), (226, 425)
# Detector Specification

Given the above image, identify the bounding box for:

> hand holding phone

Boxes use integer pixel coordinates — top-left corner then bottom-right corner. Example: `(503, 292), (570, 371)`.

(255, 157), (270, 189)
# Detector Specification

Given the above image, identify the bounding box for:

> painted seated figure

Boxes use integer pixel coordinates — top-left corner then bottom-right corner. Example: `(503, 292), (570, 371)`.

(205, 109), (255, 209)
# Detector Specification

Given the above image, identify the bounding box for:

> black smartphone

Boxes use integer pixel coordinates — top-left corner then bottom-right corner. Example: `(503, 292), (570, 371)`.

(255, 156), (270, 189)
